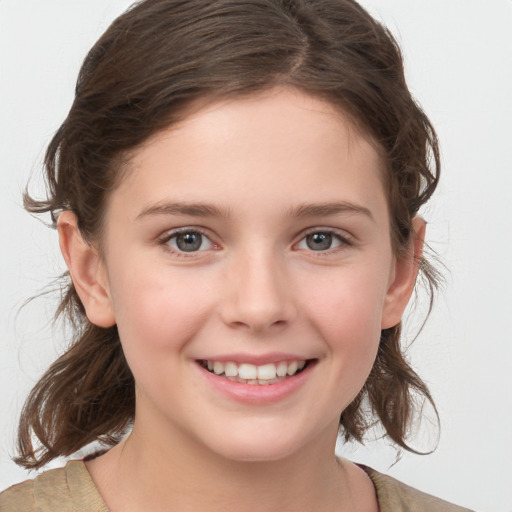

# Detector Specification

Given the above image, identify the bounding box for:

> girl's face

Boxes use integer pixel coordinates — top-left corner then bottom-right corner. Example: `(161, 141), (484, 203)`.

(67, 88), (418, 462)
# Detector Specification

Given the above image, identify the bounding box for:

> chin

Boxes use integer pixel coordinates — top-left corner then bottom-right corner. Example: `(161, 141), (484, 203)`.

(215, 442), (300, 464)
(200, 422), (321, 464)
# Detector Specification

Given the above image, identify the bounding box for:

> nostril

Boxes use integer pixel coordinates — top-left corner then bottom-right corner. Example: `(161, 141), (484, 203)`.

(218, 266), (296, 331)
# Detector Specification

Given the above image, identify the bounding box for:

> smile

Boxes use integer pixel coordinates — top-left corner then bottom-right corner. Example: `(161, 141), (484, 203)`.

(198, 360), (308, 385)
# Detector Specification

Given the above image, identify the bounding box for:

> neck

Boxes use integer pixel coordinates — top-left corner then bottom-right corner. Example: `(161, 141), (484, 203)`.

(88, 419), (356, 512)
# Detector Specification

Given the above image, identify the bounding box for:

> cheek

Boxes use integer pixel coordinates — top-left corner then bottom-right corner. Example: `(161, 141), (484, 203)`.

(299, 264), (389, 372)
(108, 267), (215, 356)
(107, 268), (218, 404)
(303, 265), (388, 332)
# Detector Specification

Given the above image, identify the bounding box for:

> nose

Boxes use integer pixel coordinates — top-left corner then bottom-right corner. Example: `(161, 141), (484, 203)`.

(219, 250), (296, 333)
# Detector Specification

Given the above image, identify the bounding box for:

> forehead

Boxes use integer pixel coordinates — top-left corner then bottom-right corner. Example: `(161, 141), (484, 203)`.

(110, 88), (388, 223)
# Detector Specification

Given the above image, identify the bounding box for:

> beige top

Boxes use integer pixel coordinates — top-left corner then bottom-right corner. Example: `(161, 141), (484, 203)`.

(0, 460), (474, 511)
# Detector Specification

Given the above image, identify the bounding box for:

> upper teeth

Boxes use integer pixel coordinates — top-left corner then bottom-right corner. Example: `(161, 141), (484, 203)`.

(205, 360), (306, 380)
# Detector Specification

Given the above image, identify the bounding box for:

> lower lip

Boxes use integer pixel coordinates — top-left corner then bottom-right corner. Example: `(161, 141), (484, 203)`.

(196, 361), (316, 404)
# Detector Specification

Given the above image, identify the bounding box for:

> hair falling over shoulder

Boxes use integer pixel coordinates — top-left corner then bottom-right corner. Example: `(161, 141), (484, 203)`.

(16, 0), (441, 469)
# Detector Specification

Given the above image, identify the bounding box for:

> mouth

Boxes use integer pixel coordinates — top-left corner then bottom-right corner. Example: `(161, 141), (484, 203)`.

(197, 359), (312, 385)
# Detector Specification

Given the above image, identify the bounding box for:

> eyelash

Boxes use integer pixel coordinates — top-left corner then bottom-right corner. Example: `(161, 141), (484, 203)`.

(157, 227), (217, 258)
(295, 228), (353, 255)
(157, 227), (353, 257)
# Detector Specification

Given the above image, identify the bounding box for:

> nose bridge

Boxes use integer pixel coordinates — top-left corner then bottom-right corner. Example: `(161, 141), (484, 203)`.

(221, 245), (295, 332)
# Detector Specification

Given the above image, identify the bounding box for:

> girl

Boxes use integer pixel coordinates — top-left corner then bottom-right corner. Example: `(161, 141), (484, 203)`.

(1, 1), (475, 510)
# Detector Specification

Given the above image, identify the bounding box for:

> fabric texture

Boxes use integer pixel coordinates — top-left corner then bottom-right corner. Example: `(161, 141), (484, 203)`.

(0, 460), (474, 511)
(0, 461), (108, 512)
(361, 465), (474, 512)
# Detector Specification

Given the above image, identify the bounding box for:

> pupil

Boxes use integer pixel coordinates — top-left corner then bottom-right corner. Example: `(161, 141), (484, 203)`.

(307, 233), (332, 251)
(177, 232), (202, 252)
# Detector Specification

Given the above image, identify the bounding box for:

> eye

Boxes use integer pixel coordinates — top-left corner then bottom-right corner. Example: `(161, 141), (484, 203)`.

(296, 231), (346, 252)
(166, 230), (213, 253)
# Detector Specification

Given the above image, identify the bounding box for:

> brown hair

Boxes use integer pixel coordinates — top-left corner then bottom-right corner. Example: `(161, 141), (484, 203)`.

(16, 0), (440, 469)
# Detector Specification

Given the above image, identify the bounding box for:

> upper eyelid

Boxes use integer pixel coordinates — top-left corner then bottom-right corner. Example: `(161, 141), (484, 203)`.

(159, 226), (213, 241)
(296, 226), (354, 241)
(157, 227), (217, 258)
(293, 227), (354, 252)
(158, 227), (216, 250)
(156, 226), (354, 248)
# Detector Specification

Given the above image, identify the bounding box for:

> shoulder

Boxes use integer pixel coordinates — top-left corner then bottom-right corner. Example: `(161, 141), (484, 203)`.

(0, 460), (108, 512)
(361, 466), (475, 512)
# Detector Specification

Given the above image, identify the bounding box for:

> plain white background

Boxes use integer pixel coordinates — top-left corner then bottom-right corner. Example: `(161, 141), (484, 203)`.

(0, 1), (511, 510)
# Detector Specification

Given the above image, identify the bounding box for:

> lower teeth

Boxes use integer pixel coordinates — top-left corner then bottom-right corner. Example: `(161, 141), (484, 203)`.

(224, 375), (285, 385)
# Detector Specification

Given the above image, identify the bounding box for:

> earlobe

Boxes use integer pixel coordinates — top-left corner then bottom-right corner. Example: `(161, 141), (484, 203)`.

(381, 217), (426, 329)
(57, 211), (116, 328)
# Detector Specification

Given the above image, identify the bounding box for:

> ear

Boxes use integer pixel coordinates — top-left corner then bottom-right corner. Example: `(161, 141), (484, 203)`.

(381, 216), (426, 329)
(57, 210), (116, 327)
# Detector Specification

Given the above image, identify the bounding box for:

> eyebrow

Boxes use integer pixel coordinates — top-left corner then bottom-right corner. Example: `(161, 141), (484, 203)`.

(136, 200), (374, 222)
(288, 202), (374, 221)
(136, 201), (231, 220)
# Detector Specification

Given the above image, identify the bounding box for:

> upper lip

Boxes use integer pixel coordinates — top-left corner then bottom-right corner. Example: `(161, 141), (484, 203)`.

(196, 353), (314, 365)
